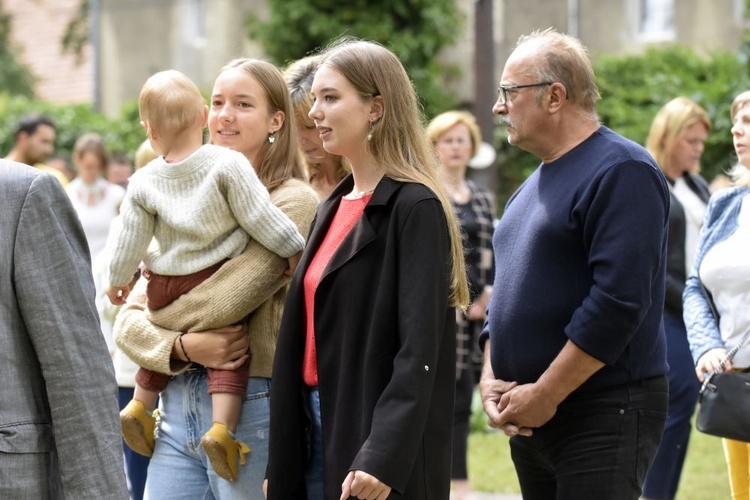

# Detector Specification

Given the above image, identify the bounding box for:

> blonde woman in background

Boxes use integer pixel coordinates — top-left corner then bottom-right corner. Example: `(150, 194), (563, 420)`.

(685, 90), (750, 500)
(285, 55), (349, 199)
(426, 110), (496, 500)
(642, 97), (711, 500)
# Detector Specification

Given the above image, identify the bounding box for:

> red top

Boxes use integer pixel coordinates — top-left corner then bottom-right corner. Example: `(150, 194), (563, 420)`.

(303, 194), (372, 387)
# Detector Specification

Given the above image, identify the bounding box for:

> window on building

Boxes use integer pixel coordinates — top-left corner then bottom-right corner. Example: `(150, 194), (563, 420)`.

(183, 0), (206, 47)
(634, 0), (675, 42)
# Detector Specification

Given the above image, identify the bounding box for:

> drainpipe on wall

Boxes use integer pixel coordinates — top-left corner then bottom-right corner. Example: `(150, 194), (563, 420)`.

(470, 0), (497, 190)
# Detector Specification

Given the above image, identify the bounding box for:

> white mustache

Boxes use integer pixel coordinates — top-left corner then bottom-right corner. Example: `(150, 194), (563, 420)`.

(499, 117), (514, 128)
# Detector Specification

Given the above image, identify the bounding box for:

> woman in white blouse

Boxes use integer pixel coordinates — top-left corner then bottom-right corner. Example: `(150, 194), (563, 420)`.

(67, 133), (126, 356)
(685, 90), (750, 500)
(67, 133), (126, 260)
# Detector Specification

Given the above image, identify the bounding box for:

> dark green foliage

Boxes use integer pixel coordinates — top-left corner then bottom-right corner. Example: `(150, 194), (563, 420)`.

(0, 0), (37, 98)
(0, 95), (145, 161)
(247, 0), (463, 117)
(62, 0), (89, 64)
(495, 45), (750, 210)
(596, 46), (750, 183)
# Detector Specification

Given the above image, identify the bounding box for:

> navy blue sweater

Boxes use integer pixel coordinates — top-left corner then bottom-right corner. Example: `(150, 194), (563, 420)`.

(480, 127), (669, 393)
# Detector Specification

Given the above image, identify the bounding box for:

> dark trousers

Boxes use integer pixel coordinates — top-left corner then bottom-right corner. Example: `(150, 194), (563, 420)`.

(642, 313), (701, 499)
(118, 387), (150, 500)
(510, 375), (668, 500)
(451, 365), (475, 479)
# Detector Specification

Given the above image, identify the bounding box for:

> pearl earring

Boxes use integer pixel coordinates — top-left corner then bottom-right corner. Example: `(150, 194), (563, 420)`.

(367, 120), (374, 141)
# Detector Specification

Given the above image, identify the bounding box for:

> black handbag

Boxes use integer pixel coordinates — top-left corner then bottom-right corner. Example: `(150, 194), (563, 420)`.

(696, 329), (750, 442)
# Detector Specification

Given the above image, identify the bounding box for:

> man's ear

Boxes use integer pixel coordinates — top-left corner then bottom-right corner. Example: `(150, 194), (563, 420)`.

(547, 82), (567, 114)
(16, 131), (30, 147)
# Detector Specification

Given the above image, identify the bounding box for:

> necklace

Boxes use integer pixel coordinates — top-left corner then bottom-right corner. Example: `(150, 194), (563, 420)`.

(444, 182), (470, 204)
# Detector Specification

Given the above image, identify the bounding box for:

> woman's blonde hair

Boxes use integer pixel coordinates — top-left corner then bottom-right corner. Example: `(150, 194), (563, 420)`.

(729, 90), (750, 187)
(134, 139), (158, 170)
(218, 59), (306, 192)
(284, 55), (349, 184)
(425, 110), (482, 157)
(646, 97), (710, 176)
(320, 38), (469, 307)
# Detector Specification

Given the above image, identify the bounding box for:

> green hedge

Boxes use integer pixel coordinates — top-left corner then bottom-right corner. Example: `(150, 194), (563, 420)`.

(494, 45), (750, 210)
(247, 0), (463, 118)
(0, 94), (144, 162)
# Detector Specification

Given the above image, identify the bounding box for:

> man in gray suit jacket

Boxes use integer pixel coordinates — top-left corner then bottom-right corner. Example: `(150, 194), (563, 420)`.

(0, 160), (128, 499)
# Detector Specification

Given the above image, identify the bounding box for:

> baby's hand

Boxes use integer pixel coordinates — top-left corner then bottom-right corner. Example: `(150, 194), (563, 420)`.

(285, 251), (302, 277)
(106, 284), (130, 305)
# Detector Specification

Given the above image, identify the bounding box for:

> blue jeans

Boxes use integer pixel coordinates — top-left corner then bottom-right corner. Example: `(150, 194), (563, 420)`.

(510, 375), (668, 500)
(304, 387), (324, 500)
(642, 312), (701, 499)
(118, 386), (150, 500)
(144, 371), (270, 500)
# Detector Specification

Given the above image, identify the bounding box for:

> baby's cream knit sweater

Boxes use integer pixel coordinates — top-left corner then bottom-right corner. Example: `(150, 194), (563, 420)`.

(113, 178), (320, 378)
(109, 144), (304, 286)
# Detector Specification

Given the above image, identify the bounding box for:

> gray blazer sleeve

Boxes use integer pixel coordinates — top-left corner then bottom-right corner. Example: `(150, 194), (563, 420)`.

(13, 174), (128, 499)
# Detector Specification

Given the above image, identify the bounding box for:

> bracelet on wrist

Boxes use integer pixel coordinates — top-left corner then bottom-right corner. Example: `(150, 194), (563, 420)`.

(178, 333), (192, 363)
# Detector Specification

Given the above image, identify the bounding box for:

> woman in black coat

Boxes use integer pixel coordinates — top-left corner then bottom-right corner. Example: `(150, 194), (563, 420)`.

(266, 38), (470, 500)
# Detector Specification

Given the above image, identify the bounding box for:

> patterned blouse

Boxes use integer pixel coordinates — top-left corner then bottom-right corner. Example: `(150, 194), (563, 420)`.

(453, 179), (496, 379)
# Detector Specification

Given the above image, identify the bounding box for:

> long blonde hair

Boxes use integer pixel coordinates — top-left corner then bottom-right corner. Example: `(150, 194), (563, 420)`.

(219, 59), (306, 192)
(646, 97), (710, 176)
(320, 39), (469, 307)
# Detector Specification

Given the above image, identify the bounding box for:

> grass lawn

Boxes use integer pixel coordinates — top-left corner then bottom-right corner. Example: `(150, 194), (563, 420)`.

(468, 416), (730, 499)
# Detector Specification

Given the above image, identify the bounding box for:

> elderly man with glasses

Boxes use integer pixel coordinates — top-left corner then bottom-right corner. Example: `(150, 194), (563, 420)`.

(479, 28), (670, 500)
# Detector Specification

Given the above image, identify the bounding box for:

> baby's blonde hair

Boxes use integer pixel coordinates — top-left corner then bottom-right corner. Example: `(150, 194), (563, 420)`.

(139, 70), (206, 145)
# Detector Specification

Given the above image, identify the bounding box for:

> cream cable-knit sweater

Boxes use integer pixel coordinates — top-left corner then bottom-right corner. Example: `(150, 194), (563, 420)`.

(109, 144), (305, 286)
(113, 178), (319, 378)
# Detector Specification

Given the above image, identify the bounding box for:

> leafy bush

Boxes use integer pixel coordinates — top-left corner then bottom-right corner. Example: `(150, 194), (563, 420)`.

(247, 0), (463, 117)
(596, 45), (750, 182)
(494, 45), (750, 210)
(0, 95), (144, 161)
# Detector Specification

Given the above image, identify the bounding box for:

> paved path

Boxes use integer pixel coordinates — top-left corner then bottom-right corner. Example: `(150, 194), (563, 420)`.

(452, 492), (522, 500)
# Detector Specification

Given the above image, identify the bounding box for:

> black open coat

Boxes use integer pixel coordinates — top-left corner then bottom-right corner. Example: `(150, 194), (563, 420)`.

(267, 175), (455, 499)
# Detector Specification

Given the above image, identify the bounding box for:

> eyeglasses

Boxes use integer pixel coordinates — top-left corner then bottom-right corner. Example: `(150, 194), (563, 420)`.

(497, 82), (554, 106)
